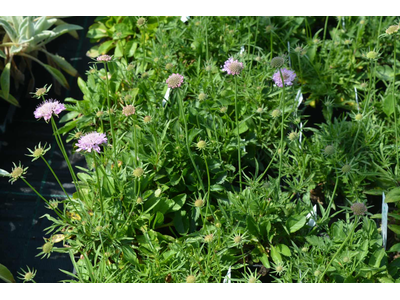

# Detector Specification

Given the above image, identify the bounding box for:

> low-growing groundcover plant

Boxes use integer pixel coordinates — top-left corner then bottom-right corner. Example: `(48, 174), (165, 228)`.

(2, 16), (400, 283)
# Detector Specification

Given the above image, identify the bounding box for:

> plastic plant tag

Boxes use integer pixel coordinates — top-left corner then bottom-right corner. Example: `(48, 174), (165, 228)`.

(180, 16), (190, 23)
(306, 205), (317, 227)
(162, 88), (171, 107)
(299, 122), (303, 149)
(382, 192), (388, 250)
(239, 46), (245, 55)
(295, 89), (303, 108)
(223, 266), (232, 283)
(354, 87), (359, 112)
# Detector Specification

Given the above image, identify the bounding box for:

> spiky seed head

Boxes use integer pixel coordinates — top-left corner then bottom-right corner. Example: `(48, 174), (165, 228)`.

(255, 56), (262, 62)
(122, 105), (135, 117)
(341, 164), (351, 174)
(256, 107), (263, 113)
(343, 257), (350, 263)
(127, 64), (135, 71)
(95, 226), (102, 232)
(220, 106), (227, 113)
(194, 199), (204, 208)
(344, 39), (352, 45)
(366, 51), (378, 59)
(215, 222), (222, 228)
(205, 65), (212, 72)
(233, 235), (242, 244)
(10, 164), (26, 183)
(153, 57), (159, 63)
(196, 140), (207, 150)
(351, 202), (367, 216)
(270, 56), (285, 68)
(75, 131), (83, 139)
(165, 63), (174, 70)
(35, 87), (47, 97)
(386, 25), (399, 35)
(204, 234), (214, 243)
(288, 131), (298, 141)
(314, 270), (321, 277)
(137, 18), (146, 27)
(96, 111), (104, 117)
(294, 46), (303, 53)
(143, 116), (152, 123)
(186, 275), (196, 283)
(271, 109), (281, 118)
(136, 197), (143, 204)
(24, 271), (35, 281)
(355, 113), (363, 121)
(248, 277), (257, 283)
(133, 168), (144, 178)
(142, 72), (149, 79)
(198, 93), (207, 101)
(42, 242), (53, 254)
(324, 145), (335, 155)
(301, 247), (308, 252)
(275, 265), (283, 273)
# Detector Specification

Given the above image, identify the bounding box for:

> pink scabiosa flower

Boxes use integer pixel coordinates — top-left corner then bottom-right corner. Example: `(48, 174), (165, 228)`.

(96, 55), (112, 62)
(75, 132), (108, 153)
(272, 68), (297, 88)
(222, 57), (243, 75)
(166, 73), (184, 89)
(34, 99), (66, 122)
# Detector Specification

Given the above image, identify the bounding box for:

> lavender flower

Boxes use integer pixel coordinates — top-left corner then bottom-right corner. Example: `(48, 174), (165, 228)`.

(96, 55), (112, 62)
(166, 73), (184, 89)
(34, 99), (66, 122)
(222, 57), (243, 76)
(75, 132), (108, 153)
(272, 68), (297, 88)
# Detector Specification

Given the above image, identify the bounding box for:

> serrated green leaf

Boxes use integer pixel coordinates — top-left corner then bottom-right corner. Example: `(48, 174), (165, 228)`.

(276, 244), (291, 257)
(388, 224), (400, 235)
(0, 89), (19, 107)
(0, 264), (15, 283)
(44, 51), (78, 77)
(385, 187), (400, 203)
(1, 62), (11, 100)
(388, 243), (400, 253)
(270, 245), (283, 264)
(286, 215), (306, 233)
(0, 169), (10, 177)
(383, 94), (395, 117)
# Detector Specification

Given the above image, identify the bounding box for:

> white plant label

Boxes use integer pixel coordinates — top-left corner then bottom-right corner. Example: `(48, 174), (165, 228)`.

(223, 266), (232, 283)
(382, 192), (388, 250)
(306, 205), (317, 227)
(162, 88), (171, 107)
(180, 16), (190, 23)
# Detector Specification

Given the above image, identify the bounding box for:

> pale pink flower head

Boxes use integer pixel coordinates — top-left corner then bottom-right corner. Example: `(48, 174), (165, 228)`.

(34, 99), (66, 122)
(96, 55), (112, 62)
(272, 68), (297, 88)
(75, 132), (108, 153)
(222, 57), (243, 76)
(122, 105), (136, 116)
(166, 73), (184, 89)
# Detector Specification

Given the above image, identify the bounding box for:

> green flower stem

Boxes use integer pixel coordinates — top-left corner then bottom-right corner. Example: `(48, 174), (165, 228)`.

(41, 156), (71, 201)
(93, 152), (104, 215)
(177, 90), (205, 193)
(318, 216), (359, 283)
(202, 150), (211, 226)
(104, 62), (117, 160)
(392, 34), (399, 171)
(50, 118), (83, 200)
(234, 76), (242, 192)
(20, 177), (64, 220)
(277, 69), (286, 191)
